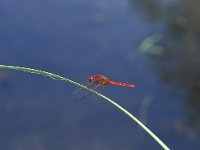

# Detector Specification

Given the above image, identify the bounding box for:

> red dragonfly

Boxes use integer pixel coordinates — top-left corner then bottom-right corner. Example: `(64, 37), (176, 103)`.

(88, 74), (135, 88)
(73, 75), (135, 100)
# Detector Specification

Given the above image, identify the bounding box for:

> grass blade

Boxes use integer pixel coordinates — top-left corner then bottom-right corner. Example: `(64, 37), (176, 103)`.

(0, 65), (170, 150)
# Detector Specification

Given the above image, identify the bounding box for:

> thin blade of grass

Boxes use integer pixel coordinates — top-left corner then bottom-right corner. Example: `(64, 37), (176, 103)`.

(0, 65), (170, 150)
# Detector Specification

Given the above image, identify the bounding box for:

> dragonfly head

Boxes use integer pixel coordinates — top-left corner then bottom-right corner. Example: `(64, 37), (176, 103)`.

(88, 76), (94, 83)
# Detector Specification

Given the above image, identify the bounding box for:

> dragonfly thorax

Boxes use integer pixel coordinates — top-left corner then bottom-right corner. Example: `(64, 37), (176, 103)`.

(88, 75), (109, 87)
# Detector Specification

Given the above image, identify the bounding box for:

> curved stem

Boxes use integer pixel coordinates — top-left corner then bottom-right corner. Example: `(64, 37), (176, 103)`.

(0, 65), (170, 150)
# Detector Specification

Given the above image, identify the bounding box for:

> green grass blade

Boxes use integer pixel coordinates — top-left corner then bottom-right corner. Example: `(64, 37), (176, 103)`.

(0, 65), (170, 150)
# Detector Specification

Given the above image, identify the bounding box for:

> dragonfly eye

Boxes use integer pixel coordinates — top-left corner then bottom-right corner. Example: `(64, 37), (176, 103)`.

(88, 76), (94, 83)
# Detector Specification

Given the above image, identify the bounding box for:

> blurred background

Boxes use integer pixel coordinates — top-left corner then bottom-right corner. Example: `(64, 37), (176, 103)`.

(0, 0), (200, 149)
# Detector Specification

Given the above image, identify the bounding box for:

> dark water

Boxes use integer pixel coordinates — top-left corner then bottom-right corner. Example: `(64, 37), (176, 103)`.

(0, 0), (200, 149)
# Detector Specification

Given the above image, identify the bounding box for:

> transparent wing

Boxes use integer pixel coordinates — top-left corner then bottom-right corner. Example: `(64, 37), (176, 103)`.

(71, 82), (95, 100)
(79, 83), (103, 100)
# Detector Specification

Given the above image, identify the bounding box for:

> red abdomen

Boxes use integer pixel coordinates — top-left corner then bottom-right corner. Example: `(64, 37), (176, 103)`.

(108, 80), (135, 87)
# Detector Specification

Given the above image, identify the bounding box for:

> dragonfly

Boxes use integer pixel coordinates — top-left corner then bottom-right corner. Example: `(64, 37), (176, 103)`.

(88, 75), (135, 88)
(73, 74), (135, 100)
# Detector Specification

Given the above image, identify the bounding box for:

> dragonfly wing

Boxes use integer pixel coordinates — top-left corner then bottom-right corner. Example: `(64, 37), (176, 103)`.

(79, 84), (103, 100)
(71, 82), (95, 100)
